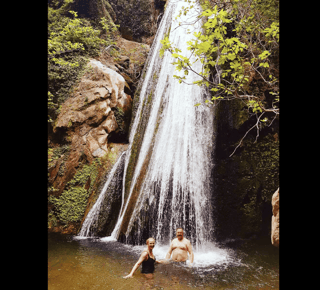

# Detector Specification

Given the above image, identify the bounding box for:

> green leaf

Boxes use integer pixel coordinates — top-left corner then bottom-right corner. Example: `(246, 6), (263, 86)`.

(197, 41), (211, 54)
(259, 62), (269, 68)
(258, 50), (271, 60)
(227, 53), (236, 61)
(211, 96), (224, 100)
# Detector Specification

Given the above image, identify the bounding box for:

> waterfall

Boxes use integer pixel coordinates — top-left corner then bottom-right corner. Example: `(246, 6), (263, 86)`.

(79, 0), (216, 250)
(111, 0), (215, 248)
(78, 151), (126, 237)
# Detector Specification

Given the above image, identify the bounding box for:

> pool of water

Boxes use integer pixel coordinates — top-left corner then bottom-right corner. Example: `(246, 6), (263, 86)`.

(48, 233), (279, 289)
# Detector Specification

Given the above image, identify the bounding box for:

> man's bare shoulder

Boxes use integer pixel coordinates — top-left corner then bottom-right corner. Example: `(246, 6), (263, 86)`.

(182, 238), (191, 246)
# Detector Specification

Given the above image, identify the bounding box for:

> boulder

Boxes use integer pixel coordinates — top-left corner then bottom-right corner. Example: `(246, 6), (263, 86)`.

(55, 58), (132, 143)
(271, 188), (279, 247)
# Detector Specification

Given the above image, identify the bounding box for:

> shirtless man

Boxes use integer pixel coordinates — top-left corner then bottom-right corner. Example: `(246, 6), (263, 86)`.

(165, 228), (194, 267)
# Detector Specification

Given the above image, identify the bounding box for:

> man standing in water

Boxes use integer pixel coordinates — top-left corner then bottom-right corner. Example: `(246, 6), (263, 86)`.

(165, 228), (194, 267)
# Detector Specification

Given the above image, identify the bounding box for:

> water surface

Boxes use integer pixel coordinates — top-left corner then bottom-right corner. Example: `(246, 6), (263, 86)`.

(48, 233), (279, 289)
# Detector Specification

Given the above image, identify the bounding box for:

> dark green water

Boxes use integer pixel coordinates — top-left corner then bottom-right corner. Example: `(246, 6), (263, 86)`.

(48, 233), (279, 289)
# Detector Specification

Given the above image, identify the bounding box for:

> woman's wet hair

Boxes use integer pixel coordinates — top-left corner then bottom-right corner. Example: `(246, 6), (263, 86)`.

(146, 237), (156, 244)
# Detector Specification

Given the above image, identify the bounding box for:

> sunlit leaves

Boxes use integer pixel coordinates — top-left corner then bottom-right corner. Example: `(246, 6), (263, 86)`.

(247, 99), (263, 113)
(159, 0), (279, 123)
(264, 21), (279, 42)
(258, 50), (271, 60)
(197, 41), (211, 54)
(48, 8), (107, 68)
(160, 35), (172, 57)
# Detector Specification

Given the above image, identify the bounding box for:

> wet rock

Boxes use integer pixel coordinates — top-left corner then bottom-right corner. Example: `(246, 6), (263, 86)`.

(271, 188), (279, 247)
(93, 151), (126, 236)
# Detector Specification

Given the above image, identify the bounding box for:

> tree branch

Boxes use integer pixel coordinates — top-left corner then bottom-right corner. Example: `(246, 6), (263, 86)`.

(229, 112), (265, 157)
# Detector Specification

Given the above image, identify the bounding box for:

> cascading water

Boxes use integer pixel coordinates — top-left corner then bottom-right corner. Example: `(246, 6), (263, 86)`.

(111, 0), (215, 249)
(78, 151), (126, 237)
(79, 0), (216, 251)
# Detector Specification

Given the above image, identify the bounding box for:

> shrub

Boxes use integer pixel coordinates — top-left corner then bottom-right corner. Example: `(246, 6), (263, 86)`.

(48, 0), (118, 124)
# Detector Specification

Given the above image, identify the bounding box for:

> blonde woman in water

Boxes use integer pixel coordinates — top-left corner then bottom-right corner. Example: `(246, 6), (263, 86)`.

(123, 237), (165, 279)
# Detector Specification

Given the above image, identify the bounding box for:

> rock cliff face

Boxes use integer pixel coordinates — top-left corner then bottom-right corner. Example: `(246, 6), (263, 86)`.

(70, 0), (117, 22)
(48, 57), (137, 234)
(107, 0), (166, 43)
(48, 0), (151, 233)
(211, 100), (279, 241)
(54, 59), (132, 158)
(271, 188), (279, 247)
(67, 0), (166, 44)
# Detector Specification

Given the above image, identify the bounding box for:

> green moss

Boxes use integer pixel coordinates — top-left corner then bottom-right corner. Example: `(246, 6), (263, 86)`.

(52, 144), (70, 160)
(239, 135), (279, 202)
(49, 187), (89, 224)
(113, 107), (126, 134)
(236, 134), (279, 236)
(125, 131), (140, 199)
(147, 91), (153, 104)
(153, 72), (158, 80)
(48, 145), (70, 175)
(49, 159), (101, 225)
(48, 211), (58, 228)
